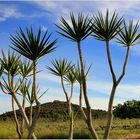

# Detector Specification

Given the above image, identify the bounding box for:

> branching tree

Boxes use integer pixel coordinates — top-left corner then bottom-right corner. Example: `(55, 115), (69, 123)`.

(18, 60), (33, 137)
(64, 68), (77, 139)
(10, 27), (57, 138)
(91, 10), (140, 138)
(0, 50), (36, 138)
(47, 58), (75, 139)
(56, 13), (98, 139)
(73, 64), (92, 123)
(20, 80), (48, 127)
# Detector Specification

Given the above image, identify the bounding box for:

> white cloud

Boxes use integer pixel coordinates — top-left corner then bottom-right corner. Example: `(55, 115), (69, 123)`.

(0, 4), (50, 22)
(34, 1), (140, 21)
(37, 72), (60, 84)
(38, 72), (140, 100)
(0, 5), (23, 22)
(87, 80), (140, 100)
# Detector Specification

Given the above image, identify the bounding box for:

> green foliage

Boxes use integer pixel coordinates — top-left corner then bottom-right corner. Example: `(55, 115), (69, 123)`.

(19, 59), (33, 78)
(64, 68), (76, 84)
(116, 21), (140, 47)
(19, 80), (48, 105)
(73, 63), (92, 84)
(1, 50), (20, 76)
(113, 100), (140, 119)
(0, 101), (107, 121)
(10, 27), (57, 61)
(0, 64), (4, 77)
(91, 10), (123, 41)
(56, 13), (92, 42)
(47, 58), (73, 77)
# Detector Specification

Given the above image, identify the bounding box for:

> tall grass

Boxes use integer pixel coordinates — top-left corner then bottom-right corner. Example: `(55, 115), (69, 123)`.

(0, 118), (140, 139)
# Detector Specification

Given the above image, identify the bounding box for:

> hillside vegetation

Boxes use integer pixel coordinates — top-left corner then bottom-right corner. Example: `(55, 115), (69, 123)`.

(0, 100), (107, 121)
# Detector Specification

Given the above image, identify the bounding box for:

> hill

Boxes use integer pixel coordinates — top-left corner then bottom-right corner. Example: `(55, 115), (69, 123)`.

(0, 100), (107, 121)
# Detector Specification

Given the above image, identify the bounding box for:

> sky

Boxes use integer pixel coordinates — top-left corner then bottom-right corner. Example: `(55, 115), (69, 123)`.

(0, 0), (140, 114)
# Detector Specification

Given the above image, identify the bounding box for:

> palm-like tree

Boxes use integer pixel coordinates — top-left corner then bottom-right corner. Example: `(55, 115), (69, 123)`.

(20, 80), (47, 127)
(56, 13), (98, 139)
(47, 58), (75, 139)
(0, 51), (33, 138)
(10, 27), (57, 138)
(18, 59), (33, 137)
(73, 64), (92, 122)
(64, 69), (77, 139)
(91, 10), (140, 138)
(90, 10), (123, 84)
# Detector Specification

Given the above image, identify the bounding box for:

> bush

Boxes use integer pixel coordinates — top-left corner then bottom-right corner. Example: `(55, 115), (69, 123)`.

(113, 100), (140, 119)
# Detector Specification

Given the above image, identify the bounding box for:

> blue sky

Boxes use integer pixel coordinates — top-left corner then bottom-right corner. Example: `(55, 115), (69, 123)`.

(0, 1), (140, 113)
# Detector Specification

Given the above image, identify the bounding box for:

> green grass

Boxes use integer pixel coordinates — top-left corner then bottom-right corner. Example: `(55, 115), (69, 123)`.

(0, 118), (140, 139)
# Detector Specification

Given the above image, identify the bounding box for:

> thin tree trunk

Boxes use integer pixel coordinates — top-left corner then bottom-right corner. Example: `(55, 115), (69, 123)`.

(61, 76), (73, 139)
(11, 76), (22, 139)
(29, 104), (33, 127)
(104, 42), (130, 139)
(12, 93), (36, 139)
(77, 42), (98, 139)
(105, 41), (116, 83)
(27, 60), (41, 139)
(20, 97), (25, 137)
(79, 83), (87, 122)
(69, 116), (74, 139)
(68, 83), (74, 139)
(61, 76), (69, 104)
(103, 83), (117, 139)
(12, 95), (22, 139)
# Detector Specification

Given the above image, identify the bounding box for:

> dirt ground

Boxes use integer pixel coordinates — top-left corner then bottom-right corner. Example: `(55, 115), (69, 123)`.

(121, 134), (140, 139)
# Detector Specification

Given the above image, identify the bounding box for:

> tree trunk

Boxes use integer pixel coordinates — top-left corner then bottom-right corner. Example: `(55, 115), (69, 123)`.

(104, 42), (130, 139)
(61, 76), (69, 104)
(103, 83), (117, 139)
(12, 95), (22, 139)
(77, 42), (98, 139)
(79, 83), (87, 121)
(20, 97), (25, 137)
(27, 60), (41, 139)
(12, 93), (36, 139)
(68, 83), (74, 139)
(69, 115), (74, 139)
(61, 76), (73, 139)
(29, 104), (33, 127)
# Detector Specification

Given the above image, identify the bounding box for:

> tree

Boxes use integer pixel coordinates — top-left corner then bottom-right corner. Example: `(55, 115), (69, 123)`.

(56, 13), (98, 139)
(18, 59), (33, 136)
(73, 63), (92, 122)
(113, 100), (140, 119)
(64, 68), (77, 139)
(0, 50), (36, 138)
(10, 27), (57, 138)
(20, 80), (47, 127)
(47, 58), (75, 139)
(91, 10), (140, 138)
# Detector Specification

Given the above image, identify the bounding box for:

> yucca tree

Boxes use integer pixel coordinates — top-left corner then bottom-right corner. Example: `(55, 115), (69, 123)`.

(47, 58), (75, 139)
(64, 68), (77, 139)
(10, 27), (57, 138)
(0, 50), (21, 138)
(56, 13), (98, 139)
(73, 63), (92, 122)
(91, 10), (140, 138)
(20, 80), (47, 127)
(0, 50), (35, 138)
(18, 59), (33, 137)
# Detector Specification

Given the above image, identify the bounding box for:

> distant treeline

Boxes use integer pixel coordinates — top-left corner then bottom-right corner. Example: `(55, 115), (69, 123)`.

(113, 100), (140, 119)
(1, 100), (139, 121)
(0, 100), (107, 121)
